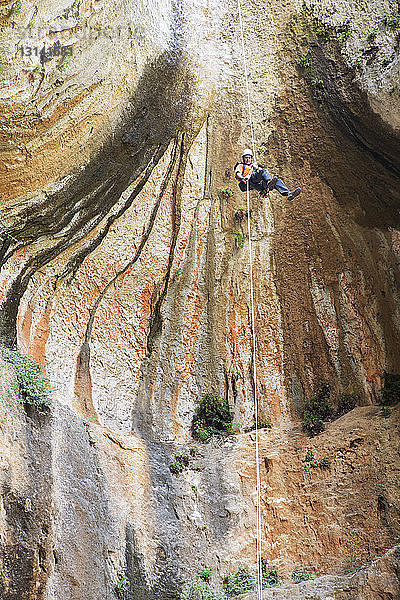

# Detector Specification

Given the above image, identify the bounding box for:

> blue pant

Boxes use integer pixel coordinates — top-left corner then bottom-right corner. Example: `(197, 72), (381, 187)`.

(239, 168), (290, 195)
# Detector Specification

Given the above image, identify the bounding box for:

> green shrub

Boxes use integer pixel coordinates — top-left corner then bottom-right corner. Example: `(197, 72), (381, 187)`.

(115, 574), (130, 599)
(257, 419), (272, 429)
(292, 568), (314, 583)
(261, 560), (280, 586)
(197, 568), (213, 583)
(336, 24), (350, 42)
(192, 395), (233, 442)
(318, 456), (330, 470)
(379, 372), (400, 406)
(302, 383), (333, 436)
(236, 232), (246, 249)
(10, 0), (22, 15)
(181, 579), (225, 600)
(220, 187), (234, 198)
(302, 450), (330, 472)
(169, 454), (189, 475)
(298, 50), (311, 67)
(343, 529), (361, 571)
(223, 567), (255, 596)
(2, 347), (51, 410)
(382, 13), (400, 30)
(336, 392), (359, 416)
(366, 27), (378, 41)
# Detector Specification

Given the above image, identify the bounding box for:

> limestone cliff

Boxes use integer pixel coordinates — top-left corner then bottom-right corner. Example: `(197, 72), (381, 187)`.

(0, 0), (400, 598)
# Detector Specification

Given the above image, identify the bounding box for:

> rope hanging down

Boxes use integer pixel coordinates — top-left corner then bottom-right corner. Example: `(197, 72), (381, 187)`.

(237, 0), (263, 598)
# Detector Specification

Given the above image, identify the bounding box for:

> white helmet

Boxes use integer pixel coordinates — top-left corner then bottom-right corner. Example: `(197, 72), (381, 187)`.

(242, 148), (253, 157)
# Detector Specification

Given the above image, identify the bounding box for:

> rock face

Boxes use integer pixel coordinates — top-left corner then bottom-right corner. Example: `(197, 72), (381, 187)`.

(243, 545), (400, 599)
(0, 0), (400, 598)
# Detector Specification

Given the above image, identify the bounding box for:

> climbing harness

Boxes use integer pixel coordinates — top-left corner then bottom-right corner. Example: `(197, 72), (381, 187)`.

(237, 0), (264, 597)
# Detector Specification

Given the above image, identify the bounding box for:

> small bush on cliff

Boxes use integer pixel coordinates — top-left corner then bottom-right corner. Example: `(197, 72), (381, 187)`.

(2, 347), (51, 410)
(192, 395), (233, 442)
(235, 232), (246, 249)
(181, 579), (225, 600)
(115, 574), (130, 599)
(343, 529), (362, 571)
(379, 372), (400, 406)
(336, 392), (359, 417)
(382, 13), (400, 30)
(197, 568), (213, 583)
(292, 567), (315, 583)
(302, 383), (333, 436)
(302, 450), (330, 472)
(219, 187), (234, 198)
(169, 454), (189, 475)
(298, 49), (311, 67)
(261, 560), (280, 586)
(223, 567), (255, 596)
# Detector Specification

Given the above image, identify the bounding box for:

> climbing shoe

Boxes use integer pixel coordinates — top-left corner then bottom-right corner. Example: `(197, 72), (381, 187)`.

(267, 175), (279, 191)
(287, 187), (301, 201)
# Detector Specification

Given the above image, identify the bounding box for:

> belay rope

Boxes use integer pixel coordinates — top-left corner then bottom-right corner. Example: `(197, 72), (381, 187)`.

(237, 0), (264, 598)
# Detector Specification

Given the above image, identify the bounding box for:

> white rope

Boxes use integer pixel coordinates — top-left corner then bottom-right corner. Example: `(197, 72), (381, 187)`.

(237, 0), (256, 158)
(237, 0), (263, 597)
(245, 180), (263, 600)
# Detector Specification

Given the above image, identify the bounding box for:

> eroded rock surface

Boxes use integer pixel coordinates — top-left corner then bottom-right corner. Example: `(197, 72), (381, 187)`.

(0, 0), (399, 597)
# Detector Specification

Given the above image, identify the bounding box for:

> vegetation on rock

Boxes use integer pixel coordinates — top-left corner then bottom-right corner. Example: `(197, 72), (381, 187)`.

(246, 419), (272, 432)
(261, 560), (280, 587)
(235, 232), (246, 249)
(2, 347), (51, 410)
(303, 385), (362, 435)
(197, 568), (213, 583)
(302, 450), (330, 472)
(115, 574), (130, 599)
(382, 13), (400, 30)
(169, 454), (189, 474)
(181, 578), (225, 600)
(379, 372), (400, 406)
(336, 392), (359, 417)
(302, 383), (333, 436)
(219, 187), (233, 198)
(223, 567), (255, 596)
(343, 529), (362, 572)
(192, 395), (234, 442)
(291, 567), (315, 583)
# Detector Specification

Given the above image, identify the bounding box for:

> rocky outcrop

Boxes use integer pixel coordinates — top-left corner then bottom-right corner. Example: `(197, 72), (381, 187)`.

(244, 545), (400, 599)
(0, 0), (400, 597)
(1, 355), (399, 598)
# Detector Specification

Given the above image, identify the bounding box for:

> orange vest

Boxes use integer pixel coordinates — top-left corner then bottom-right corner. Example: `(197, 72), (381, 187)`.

(236, 163), (256, 180)
(242, 164), (254, 178)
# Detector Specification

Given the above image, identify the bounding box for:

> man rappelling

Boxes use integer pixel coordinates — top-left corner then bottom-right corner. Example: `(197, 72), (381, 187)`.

(235, 149), (301, 201)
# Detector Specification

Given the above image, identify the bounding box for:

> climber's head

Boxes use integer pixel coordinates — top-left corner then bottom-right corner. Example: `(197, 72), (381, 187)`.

(242, 148), (253, 165)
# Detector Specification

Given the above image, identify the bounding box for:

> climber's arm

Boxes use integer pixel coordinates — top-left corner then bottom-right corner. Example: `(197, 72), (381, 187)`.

(235, 163), (246, 182)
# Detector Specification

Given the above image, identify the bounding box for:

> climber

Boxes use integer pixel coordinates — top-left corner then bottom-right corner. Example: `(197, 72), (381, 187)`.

(235, 149), (301, 200)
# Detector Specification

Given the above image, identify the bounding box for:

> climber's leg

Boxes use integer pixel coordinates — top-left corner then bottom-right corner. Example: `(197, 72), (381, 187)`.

(287, 187), (301, 201)
(238, 173), (263, 192)
(254, 169), (283, 193)
(248, 170), (267, 192)
(239, 169), (301, 199)
(268, 174), (301, 200)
